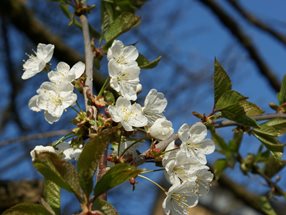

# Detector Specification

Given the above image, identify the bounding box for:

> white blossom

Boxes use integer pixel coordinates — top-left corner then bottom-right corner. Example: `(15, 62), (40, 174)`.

(108, 96), (147, 131)
(149, 118), (174, 140)
(162, 182), (199, 215)
(190, 168), (214, 196)
(143, 89), (167, 125)
(29, 81), (77, 124)
(178, 122), (215, 164)
(108, 62), (141, 101)
(22, 43), (54, 80)
(164, 151), (208, 185)
(30, 145), (56, 161)
(56, 141), (82, 160)
(48, 61), (85, 83)
(107, 40), (139, 68)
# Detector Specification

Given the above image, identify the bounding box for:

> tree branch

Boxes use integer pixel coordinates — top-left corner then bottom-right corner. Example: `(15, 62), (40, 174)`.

(198, 0), (281, 92)
(227, 0), (286, 47)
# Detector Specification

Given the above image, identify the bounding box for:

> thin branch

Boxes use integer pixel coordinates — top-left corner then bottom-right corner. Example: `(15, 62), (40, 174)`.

(214, 113), (286, 128)
(0, 129), (71, 147)
(227, 0), (286, 47)
(198, 0), (281, 92)
(80, 14), (94, 111)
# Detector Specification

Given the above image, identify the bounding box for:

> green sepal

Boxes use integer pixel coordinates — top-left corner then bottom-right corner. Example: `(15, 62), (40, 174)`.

(259, 196), (278, 215)
(94, 163), (142, 198)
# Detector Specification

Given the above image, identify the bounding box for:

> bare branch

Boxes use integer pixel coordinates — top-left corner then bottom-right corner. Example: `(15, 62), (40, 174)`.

(198, 0), (281, 92)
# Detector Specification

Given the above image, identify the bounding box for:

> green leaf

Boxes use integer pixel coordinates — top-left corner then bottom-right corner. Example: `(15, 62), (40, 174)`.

(221, 105), (258, 127)
(94, 163), (142, 198)
(104, 12), (140, 43)
(3, 203), (52, 215)
(263, 155), (285, 178)
(213, 159), (228, 180)
(137, 54), (161, 69)
(252, 131), (284, 152)
(77, 130), (114, 196)
(93, 199), (118, 215)
(214, 59), (232, 104)
(215, 90), (246, 111)
(277, 75), (286, 104)
(253, 125), (279, 137)
(101, 1), (114, 34)
(43, 180), (60, 215)
(228, 129), (243, 153)
(263, 118), (286, 135)
(259, 196), (277, 215)
(33, 152), (85, 203)
(239, 100), (264, 116)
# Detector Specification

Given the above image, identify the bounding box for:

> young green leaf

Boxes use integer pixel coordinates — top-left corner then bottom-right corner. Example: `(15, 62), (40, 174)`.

(94, 163), (142, 198)
(214, 90), (246, 111)
(221, 105), (258, 127)
(263, 155), (285, 178)
(213, 159), (228, 180)
(33, 152), (85, 203)
(137, 54), (161, 69)
(252, 131), (284, 152)
(214, 59), (232, 104)
(104, 12), (140, 44)
(43, 180), (60, 215)
(253, 125), (279, 137)
(3, 203), (52, 215)
(263, 118), (286, 135)
(277, 75), (286, 104)
(239, 100), (264, 116)
(259, 196), (278, 215)
(93, 199), (118, 215)
(77, 130), (113, 196)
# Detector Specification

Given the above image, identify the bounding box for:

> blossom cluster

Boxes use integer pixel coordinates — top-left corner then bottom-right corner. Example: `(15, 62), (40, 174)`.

(162, 122), (215, 215)
(22, 43), (85, 124)
(106, 40), (215, 215)
(25, 41), (215, 215)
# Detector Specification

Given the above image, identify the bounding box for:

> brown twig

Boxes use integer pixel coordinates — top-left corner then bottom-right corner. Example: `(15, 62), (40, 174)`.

(0, 129), (71, 147)
(227, 0), (286, 47)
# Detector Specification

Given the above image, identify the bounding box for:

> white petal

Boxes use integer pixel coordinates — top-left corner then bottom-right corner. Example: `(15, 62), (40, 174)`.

(196, 139), (215, 155)
(189, 122), (207, 143)
(122, 45), (139, 61)
(28, 95), (41, 112)
(44, 111), (60, 124)
(178, 123), (190, 143)
(70, 61), (85, 79)
(107, 40), (124, 61)
(36, 43), (55, 62)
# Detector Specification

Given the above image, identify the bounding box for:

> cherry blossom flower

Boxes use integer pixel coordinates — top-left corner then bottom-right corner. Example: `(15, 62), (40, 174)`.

(108, 96), (147, 131)
(48, 61), (85, 83)
(22, 43), (54, 80)
(108, 62), (141, 101)
(162, 181), (199, 215)
(30, 145), (56, 161)
(178, 122), (215, 164)
(29, 81), (77, 124)
(149, 118), (174, 140)
(107, 40), (139, 69)
(143, 89), (167, 125)
(190, 168), (214, 196)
